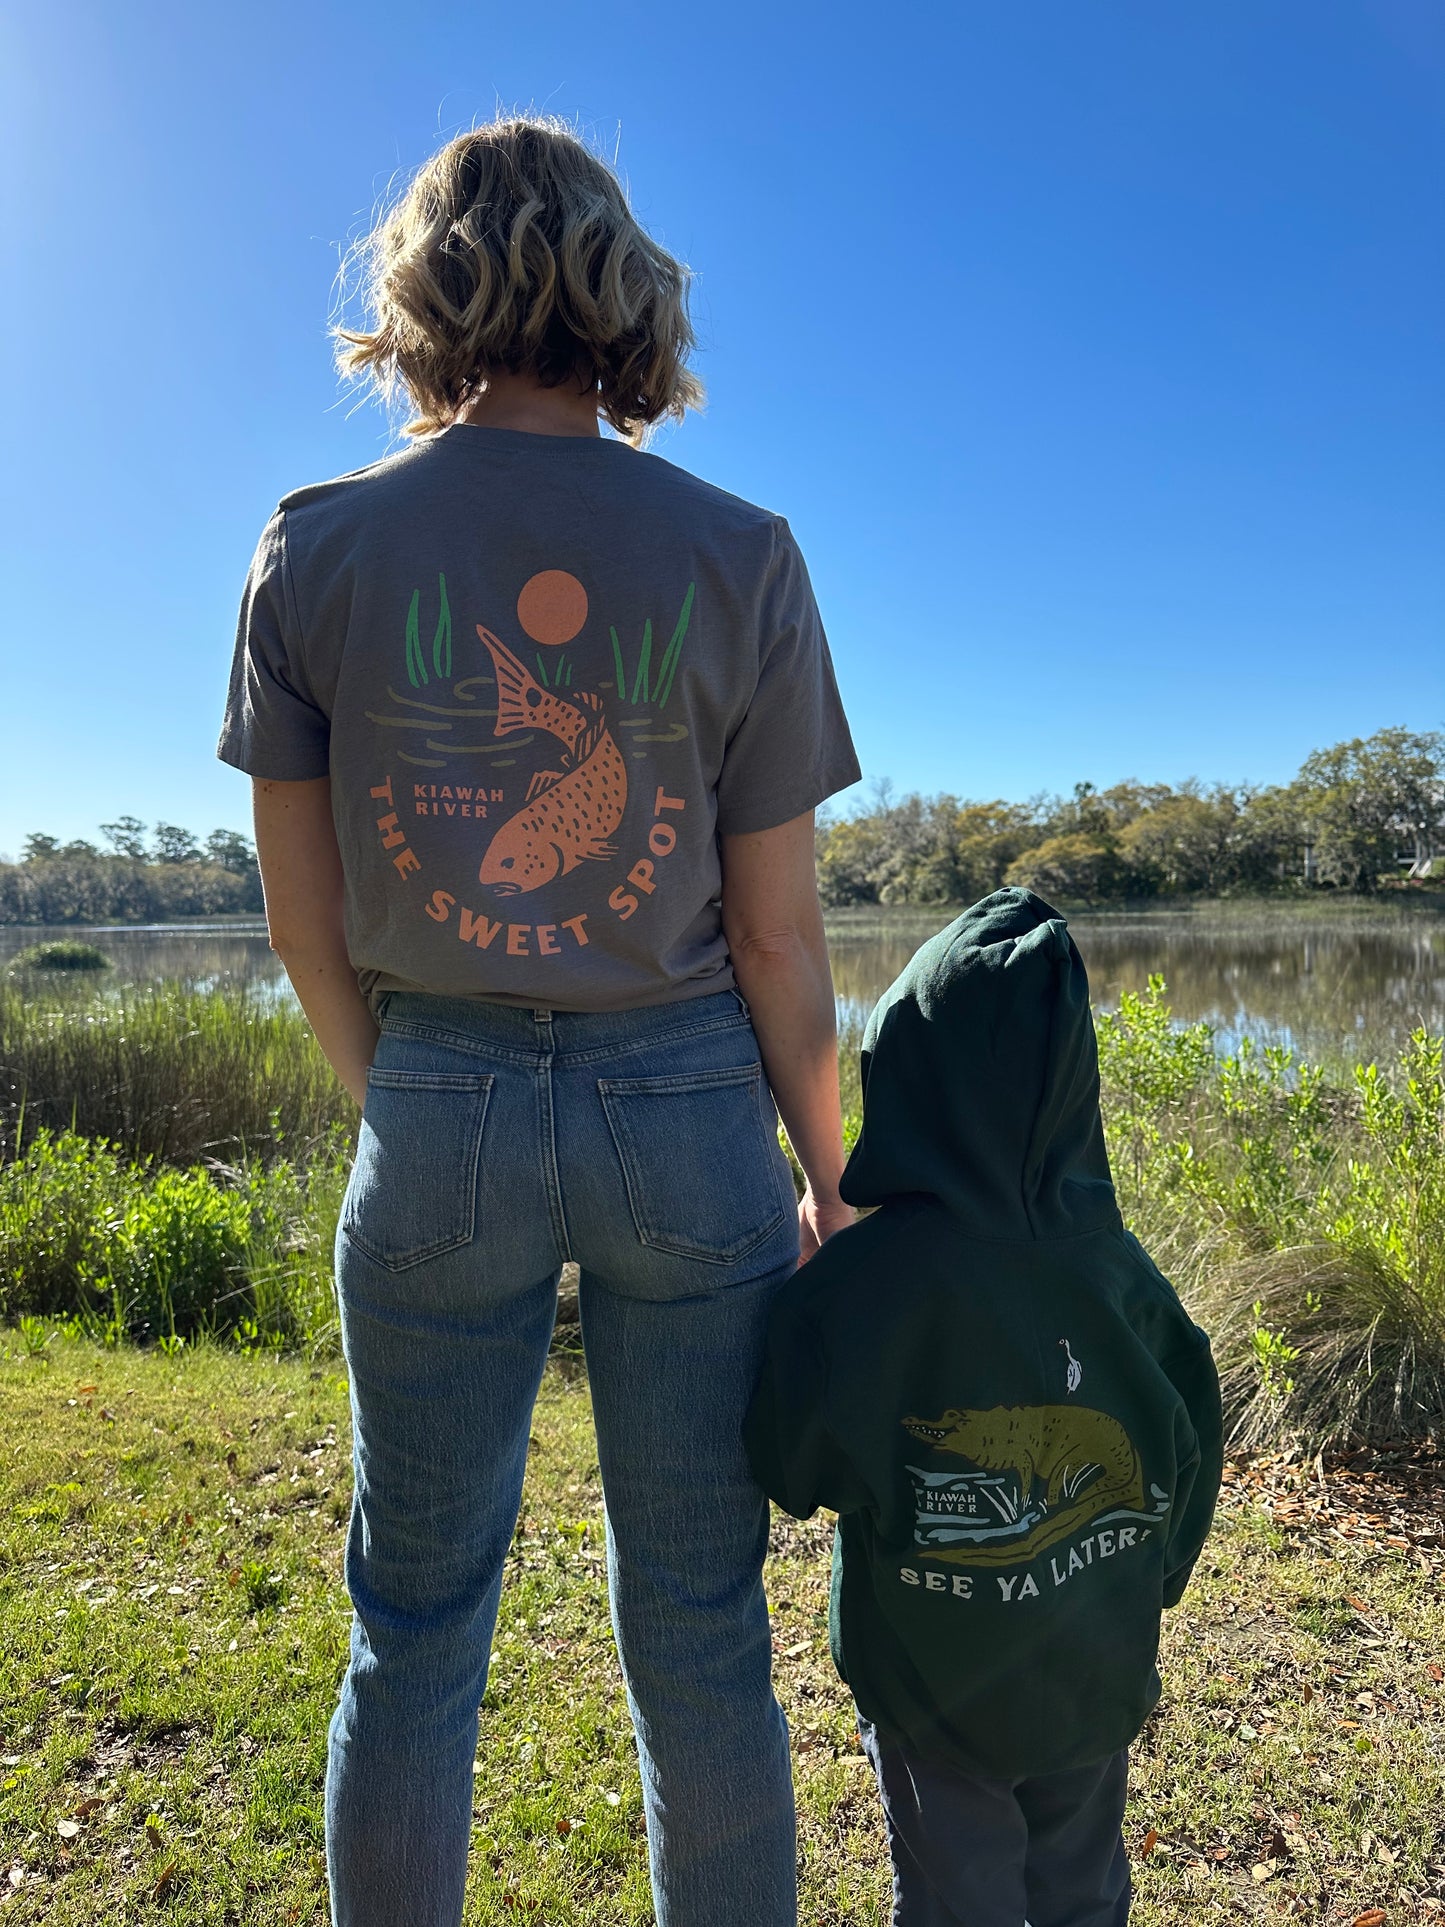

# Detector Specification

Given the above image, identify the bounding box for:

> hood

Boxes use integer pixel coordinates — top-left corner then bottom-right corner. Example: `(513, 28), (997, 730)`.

(839, 888), (1118, 1240)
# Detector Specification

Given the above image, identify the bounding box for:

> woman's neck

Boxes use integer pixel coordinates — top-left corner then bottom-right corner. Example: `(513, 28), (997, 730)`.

(457, 370), (602, 439)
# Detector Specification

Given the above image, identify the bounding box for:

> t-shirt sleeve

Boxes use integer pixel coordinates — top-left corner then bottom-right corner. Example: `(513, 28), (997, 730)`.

(217, 510), (331, 780)
(714, 519), (861, 836)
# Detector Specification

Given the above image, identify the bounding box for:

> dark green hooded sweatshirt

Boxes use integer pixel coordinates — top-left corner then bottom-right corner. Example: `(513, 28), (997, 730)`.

(745, 888), (1223, 1781)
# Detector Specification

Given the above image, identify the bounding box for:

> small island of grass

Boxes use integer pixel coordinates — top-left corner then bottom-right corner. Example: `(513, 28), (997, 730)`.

(10, 940), (111, 973)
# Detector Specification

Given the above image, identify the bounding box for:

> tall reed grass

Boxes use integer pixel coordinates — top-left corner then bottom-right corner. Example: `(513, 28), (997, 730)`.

(0, 981), (350, 1164)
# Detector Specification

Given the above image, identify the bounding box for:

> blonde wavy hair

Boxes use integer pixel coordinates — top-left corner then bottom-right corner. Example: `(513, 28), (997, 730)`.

(336, 117), (702, 444)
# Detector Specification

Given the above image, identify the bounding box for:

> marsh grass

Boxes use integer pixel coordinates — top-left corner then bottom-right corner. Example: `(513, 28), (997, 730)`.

(0, 982), (350, 1165)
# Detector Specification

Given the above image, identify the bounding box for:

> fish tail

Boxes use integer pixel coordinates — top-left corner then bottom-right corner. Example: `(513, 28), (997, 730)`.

(475, 625), (542, 736)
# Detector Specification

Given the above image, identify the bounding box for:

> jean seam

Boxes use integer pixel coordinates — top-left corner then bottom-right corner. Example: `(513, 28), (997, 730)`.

(535, 1054), (573, 1264)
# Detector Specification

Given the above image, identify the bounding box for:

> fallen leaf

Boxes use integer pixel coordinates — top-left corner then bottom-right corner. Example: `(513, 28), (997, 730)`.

(152, 1860), (177, 1900)
(99, 1407), (116, 1423)
(55, 1819), (80, 1840)
(782, 1639), (810, 1659)
(1141, 1828), (1159, 1857)
(1251, 1859), (1278, 1882)
(76, 1383), (98, 1394)
(555, 1817), (572, 1835)
(1351, 1912), (1386, 1927)
(145, 1819), (163, 1850)
(1428, 1664), (1443, 1683)
(1345, 1594), (1369, 1612)
(1302, 1682), (1314, 1702)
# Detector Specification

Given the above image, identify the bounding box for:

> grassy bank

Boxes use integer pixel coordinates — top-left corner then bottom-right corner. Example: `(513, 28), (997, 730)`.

(2, 978), (1443, 1448)
(1, 1341), (1442, 1924)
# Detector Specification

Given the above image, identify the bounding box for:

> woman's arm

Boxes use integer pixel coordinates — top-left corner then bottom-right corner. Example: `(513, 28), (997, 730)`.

(251, 777), (378, 1107)
(721, 811), (853, 1262)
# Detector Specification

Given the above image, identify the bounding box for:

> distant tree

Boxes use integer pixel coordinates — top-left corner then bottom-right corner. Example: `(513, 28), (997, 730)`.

(21, 834), (61, 863)
(1233, 785), (1306, 888)
(1296, 728), (1445, 891)
(204, 828), (256, 875)
(1118, 785), (1246, 895)
(100, 816), (148, 860)
(945, 801), (1043, 902)
(151, 823), (202, 865)
(1005, 832), (1129, 904)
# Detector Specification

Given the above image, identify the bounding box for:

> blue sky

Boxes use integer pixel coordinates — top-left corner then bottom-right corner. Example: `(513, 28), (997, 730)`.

(1, 0), (1441, 857)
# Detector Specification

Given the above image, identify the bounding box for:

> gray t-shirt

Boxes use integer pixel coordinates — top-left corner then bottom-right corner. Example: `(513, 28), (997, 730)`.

(219, 424), (860, 1011)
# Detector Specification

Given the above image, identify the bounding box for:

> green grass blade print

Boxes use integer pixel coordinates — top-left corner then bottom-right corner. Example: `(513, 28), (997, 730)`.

(431, 574), (451, 678)
(535, 652), (550, 689)
(405, 590), (428, 688)
(607, 590), (695, 707)
(654, 582), (695, 709)
(630, 619), (653, 705)
(609, 626), (627, 697)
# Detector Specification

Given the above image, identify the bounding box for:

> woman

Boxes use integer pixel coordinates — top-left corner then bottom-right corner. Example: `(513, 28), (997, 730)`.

(219, 116), (859, 1927)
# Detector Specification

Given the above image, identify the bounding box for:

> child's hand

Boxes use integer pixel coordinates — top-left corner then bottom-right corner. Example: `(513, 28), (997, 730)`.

(798, 1186), (855, 1264)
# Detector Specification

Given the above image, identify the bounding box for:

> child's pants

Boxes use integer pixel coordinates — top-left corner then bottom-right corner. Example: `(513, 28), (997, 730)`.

(858, 1720), (1131, 1927)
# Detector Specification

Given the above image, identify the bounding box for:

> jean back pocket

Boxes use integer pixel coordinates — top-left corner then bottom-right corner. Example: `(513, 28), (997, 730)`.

(341, 1069), (493, 1272)
(599, 1063), (789, 1265)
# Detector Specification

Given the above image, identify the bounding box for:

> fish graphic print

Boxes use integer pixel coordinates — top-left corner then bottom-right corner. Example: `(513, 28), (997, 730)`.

(473, 625), (629, 895)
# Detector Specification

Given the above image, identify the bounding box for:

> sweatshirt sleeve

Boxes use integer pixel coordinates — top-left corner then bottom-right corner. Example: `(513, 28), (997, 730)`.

(743, 1300), (869, 1519)
(1160, 1333), (1224, 1608)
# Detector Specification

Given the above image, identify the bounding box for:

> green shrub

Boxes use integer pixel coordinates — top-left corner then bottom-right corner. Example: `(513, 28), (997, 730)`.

(0, 1124), (347, 1348)
(100, 1165), (253, 1339)
(0, 1128), (137, 1319)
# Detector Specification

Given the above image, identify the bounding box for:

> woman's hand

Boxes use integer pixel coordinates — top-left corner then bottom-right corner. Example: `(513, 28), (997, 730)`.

(798, 1185), (855, 1264)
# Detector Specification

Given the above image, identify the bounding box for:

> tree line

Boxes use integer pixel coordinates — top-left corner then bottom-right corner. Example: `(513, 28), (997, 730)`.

(5, 727), (1441, 924)
(817, 728), (1444, 907)
(0, 817), (263, 924)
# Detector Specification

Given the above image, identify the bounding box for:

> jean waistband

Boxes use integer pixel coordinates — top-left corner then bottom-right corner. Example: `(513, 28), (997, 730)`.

(378, 987), (750, 1062)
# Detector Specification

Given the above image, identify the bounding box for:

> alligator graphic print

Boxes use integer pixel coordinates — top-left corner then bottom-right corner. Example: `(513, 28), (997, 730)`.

(902, 1404), (1169, 1567)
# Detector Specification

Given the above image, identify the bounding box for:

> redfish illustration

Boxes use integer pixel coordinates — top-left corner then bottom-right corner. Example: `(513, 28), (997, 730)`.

(474, 625), (628, 896)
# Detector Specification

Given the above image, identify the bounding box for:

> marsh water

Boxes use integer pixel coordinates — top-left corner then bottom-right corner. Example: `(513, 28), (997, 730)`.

(4, 905), (1444, 1069)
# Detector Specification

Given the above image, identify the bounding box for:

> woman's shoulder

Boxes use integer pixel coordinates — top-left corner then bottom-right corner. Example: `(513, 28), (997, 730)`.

(626, 444), (787, 536)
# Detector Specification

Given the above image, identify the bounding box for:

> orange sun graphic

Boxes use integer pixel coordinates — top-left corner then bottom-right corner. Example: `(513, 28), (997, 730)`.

(517, 570), (588, 646)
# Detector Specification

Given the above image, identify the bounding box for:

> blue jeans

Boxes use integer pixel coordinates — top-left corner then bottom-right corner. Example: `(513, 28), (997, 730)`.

(326, 989), (800, 1927)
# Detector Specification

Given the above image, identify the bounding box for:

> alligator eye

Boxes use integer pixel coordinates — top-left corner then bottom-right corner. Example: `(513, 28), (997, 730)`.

(526, 688), (541, 707)
(501, 856), (514, 869)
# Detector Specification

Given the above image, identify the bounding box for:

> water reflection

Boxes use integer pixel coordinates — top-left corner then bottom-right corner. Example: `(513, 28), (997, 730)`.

(4, 910), (1442, 1068)
(829, 911), (1445, 1067)
(0, 922), (284, 997)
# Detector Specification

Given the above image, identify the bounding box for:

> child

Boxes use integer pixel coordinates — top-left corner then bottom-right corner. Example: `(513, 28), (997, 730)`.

(745, 888), (1223, 1927)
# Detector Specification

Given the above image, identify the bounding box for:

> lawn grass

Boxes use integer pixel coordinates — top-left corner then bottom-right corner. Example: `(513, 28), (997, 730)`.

(1, 1340), (1442, 1924)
